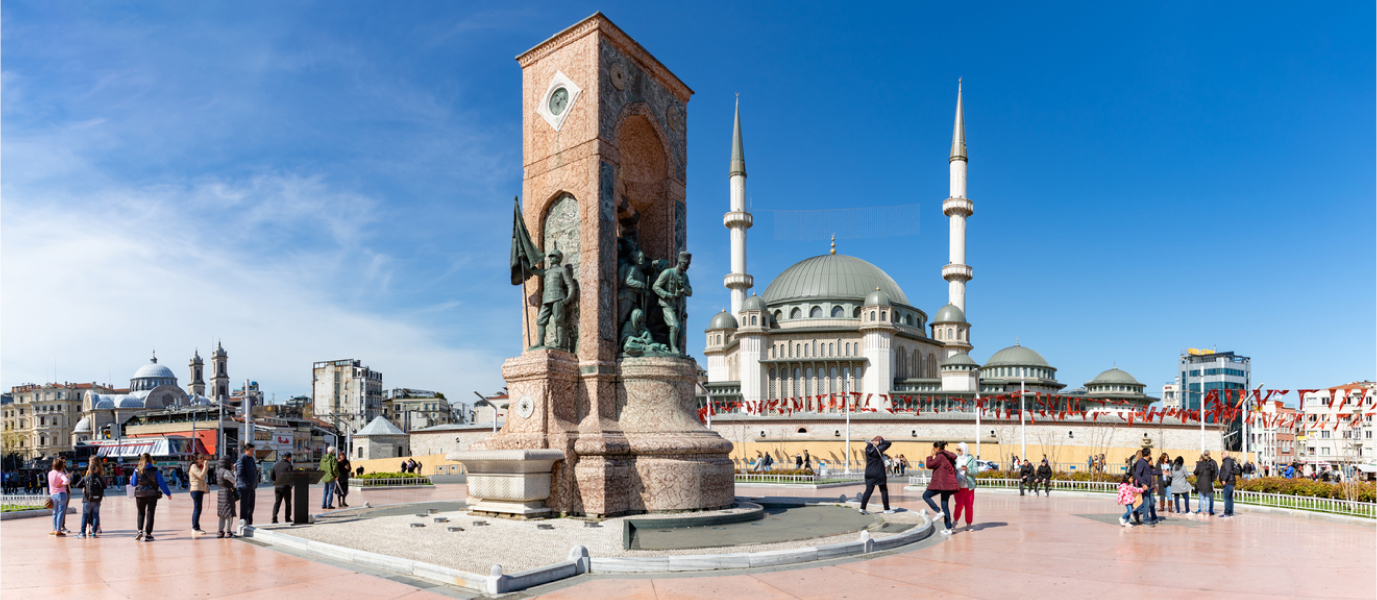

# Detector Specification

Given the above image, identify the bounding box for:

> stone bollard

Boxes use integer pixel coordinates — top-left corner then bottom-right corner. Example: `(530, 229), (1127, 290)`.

(859, 530), (873, 553)
(486, 565), (507, 595)
(568, 544), (590, 574)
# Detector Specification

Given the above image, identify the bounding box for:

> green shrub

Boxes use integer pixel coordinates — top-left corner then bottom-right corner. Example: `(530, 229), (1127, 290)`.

(735, 468), (815, 476)
(352, 472), (432, 486)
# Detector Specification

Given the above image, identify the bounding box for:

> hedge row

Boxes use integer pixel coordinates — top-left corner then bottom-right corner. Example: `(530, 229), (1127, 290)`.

(973, 471), (1375, 502)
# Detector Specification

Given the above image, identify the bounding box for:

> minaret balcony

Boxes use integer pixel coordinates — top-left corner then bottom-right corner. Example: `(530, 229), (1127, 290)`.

(942, 197), (974, 218)
(942, 263), (974, 282)
(723, 211), (753, 229)
(723, 273), (753, 289)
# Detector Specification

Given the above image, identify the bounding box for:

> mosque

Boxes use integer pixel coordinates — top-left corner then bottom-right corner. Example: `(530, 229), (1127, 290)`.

(699, 86), (1181, 469)
(73, 344), (226, 442)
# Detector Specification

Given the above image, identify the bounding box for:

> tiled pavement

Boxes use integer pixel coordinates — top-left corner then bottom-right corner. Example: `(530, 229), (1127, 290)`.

(4, 484), (1373, 599)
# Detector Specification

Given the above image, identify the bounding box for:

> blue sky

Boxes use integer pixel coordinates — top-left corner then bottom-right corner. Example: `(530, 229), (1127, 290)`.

(3, 2), (1373, 405)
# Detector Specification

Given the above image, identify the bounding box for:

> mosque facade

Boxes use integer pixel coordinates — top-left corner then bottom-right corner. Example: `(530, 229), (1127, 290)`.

(73, 344), (226, 443)
(701, 86), (1156, 414)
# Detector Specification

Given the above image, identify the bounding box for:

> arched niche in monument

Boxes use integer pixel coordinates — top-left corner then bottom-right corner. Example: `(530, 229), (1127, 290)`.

(541, 193), (581, 353)
(614, 110), (673, 261)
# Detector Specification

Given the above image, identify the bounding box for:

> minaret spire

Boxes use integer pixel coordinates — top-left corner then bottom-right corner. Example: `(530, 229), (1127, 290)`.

(724, 94), (754, 315)
(950, 78), (966, 162)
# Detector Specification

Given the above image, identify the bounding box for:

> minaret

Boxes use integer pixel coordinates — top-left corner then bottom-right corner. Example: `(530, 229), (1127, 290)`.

(942, 80), (974, 313)
(188, 350), (206, 397)
(723, 95), (754, 316)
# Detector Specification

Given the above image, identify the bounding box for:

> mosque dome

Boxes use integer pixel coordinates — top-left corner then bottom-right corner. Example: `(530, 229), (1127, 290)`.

(942, 354), (979, 367)
(932, 304), (966, 324)
(742, 294), (767, 311)
(707, 310), (738, 330)
(73, 417), (92, 433)
(761, 254), (910, 307)
(133, 361), (176, 380)
(1089, 367), (1140, 386)
(864, 288), (892, 306)
(984, 344), (1051, 368)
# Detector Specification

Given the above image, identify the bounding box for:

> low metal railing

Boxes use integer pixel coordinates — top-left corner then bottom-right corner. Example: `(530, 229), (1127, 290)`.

(349, 477), (434, 487)
(1, 494), (52, 509)
(921, 478), (1377, 519)
(733, 472), (868, 485)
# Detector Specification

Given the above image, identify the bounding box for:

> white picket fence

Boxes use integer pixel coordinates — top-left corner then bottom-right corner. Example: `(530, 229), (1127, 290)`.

(914, 477), (1376, 519)
(1, 494), (51, 509)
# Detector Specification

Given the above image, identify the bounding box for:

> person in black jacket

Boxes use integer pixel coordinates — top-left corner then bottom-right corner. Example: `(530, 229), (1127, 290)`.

(75, 460), (106, 538)
(859, 436), (894, 514)
(1194, 451), (1219, 515)
(1034, 459), (1053, 496)
(271, 452), (294, 524)
(1218, 451), (1240, 518)
(1131, 448), (1157, 526)
(235, 444), (259, 525)
(1018, 460), (1035, 496)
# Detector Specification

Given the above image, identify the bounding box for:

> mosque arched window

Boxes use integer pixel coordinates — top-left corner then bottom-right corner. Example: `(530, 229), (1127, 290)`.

(751, 315), (758, 326)
(773, 310), (783, 323)
(853, 307), (861, 319)
(869, 311), (876, 321)
(831, 306), (844, 318)
(768, 369), (776, 398)
(829, 343), (834, 357)
(810, 306), (823, 318)
(881, 311), (887, 321)
(790, 308), (802, 319)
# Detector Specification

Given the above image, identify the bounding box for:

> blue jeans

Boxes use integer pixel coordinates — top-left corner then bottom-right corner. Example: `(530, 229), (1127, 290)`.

(1122, 501), (1146, 522)
(1198, 491), (1214, 514)
(1174, 493), (1190, 512)
(190, 491), (204, 530)
(1141, 490), (1157, 521)
(321, 480), (335, 507)
(921, 489), (954, 529)
(80, 501), (101, 534)
(1222, 484), (1234, 515)
(51, 491), (69, 531)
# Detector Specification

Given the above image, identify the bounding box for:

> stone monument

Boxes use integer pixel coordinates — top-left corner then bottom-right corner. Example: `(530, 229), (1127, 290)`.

(452, 13), (734, 518)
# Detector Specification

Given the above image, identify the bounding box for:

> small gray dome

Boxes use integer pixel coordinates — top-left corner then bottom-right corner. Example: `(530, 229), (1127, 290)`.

(984, 344), (1051, 368)
(1089, 367), (1140, 386)
(932, 304), (966, 324)
(133, 362), (176, 380)
(742, 294), (767, 311)
(942, 354), (979, 367)
(73, 417), (92, 433)
(707, 310), (738, 330)
(864, 288), (892, 306)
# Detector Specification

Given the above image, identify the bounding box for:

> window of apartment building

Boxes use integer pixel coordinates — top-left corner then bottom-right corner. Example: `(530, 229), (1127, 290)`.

(1322, 431), (1330, 439)
(1368, 431), (1373, 439)
(1321, 448), (1330, 456)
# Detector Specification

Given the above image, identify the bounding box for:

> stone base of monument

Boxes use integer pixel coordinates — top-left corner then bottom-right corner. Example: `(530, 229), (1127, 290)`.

(446, 449), (565, 519)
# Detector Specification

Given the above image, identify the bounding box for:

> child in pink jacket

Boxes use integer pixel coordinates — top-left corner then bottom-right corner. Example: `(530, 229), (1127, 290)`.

(1117, 474), (1146, 527)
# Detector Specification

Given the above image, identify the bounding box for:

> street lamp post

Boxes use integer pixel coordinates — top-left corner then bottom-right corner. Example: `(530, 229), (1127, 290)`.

(1020, 375), (1027, 460)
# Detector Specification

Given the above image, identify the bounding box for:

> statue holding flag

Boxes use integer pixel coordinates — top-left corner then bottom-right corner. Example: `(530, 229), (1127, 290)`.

(510, 196), (578, 351)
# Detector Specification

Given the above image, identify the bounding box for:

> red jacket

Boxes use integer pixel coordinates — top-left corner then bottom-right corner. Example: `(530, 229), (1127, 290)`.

(925, 450), (960, 491)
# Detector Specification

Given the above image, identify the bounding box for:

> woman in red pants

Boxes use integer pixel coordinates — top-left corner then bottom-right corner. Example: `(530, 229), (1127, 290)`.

(952, 442), (977, 532)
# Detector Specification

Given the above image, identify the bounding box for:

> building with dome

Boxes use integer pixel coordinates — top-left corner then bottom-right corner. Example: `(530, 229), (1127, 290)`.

(700, 86), (1191, 472)
(75, 347), (223, 446)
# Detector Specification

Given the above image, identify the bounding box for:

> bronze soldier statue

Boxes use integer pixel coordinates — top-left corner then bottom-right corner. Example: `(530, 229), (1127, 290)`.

(652, 251), (692, 354)
(530, 249), (576, 350)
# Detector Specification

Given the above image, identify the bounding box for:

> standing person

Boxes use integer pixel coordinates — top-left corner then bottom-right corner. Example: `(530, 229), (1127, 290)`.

(795, 454), (803, 469)
(356, 465), (364, 477)
(320, 446), (339, 510)
(1169, 456), (1191, 513)
(1117, 474), (1147, 528)
(215, 455), (238, 538)
(1034, 459), (1053, 496)
(1010, 455), (1020, 473)
(47, 458), (72, 536)
(899, 455), (908, 477)
(1131, 448), (1157, 526)
(858, 436), (894, 515)
(1194, 451), (1218, 515)
(188, 454), (209, 536)
(130, 452), (173, 542)
(803, 450), (812, 472)
(1018, 459), (1035, 496)
(335, 452), (352, 509)
(75, 460), (106, 538)
(1157, 452), (1173, 513)
(235, 443), (259, 525)
(1219, 450), (1240, 518)
(953, 442), (977, 532)
(922, 441), (959, 535)
(271, 452), (294, 524)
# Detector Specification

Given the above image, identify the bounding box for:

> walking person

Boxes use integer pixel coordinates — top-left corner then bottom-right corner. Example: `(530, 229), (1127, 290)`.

(1018, 459), (1036, 496)
(271, 452), (294, 524)
(1157, 452), (1173, 513)
(1194, 450), (1218, 515)
(75, 460), (106, 538)
(1169, 456), (1191, 513)
(130, 452), (173, 542)
(1219, 450), (1240, 518)
(188, 454), (209, 536)
(858, 436), (894, 515)
(336, 451), (352, 509)
(1035, 459), (1053, 496)
(952, 442), (977, 532)
(922, 441), (959, 535)
(215, 455), (238, 538)
(1131, 448), (1157, 526)
(235, 443), (259, 525)
(1117, 474), (1148, 528)
(47, 458), (72, 536)
(320, 447), (339, 510)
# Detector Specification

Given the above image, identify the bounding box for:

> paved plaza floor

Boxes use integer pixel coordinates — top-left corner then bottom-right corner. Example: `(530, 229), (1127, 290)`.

(3, 484), (1373, 599)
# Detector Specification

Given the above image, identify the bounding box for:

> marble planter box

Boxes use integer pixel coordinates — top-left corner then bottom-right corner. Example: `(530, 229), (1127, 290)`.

(447, 449), (565, 517)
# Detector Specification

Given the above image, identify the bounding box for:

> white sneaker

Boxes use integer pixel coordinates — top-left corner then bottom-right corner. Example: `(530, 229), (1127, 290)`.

(858, 509), (869, 515)
(1119, 516), (1128, 526)
(1124, 522), (1134, 528)
(882, 509), (896, 514)
(941, 528), (952, 535)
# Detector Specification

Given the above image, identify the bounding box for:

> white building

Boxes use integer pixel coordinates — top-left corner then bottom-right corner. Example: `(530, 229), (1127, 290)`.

(1161, 383), (1181, 410)
(312, 359), (384, 437)
(1299, 382), (1374, 472)
(351, 415), (409, 461)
